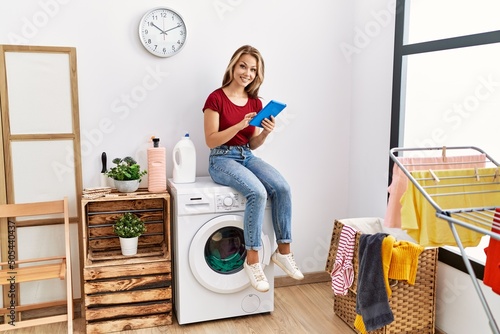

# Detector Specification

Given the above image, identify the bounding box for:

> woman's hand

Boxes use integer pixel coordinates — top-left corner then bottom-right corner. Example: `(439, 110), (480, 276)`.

(239, 112), (257, 129)
(248, 115), (275, 149)
(260, 115), (275, 134)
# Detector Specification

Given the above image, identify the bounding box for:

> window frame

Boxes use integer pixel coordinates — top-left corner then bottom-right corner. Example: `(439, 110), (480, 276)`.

(389, 0), (500, 276)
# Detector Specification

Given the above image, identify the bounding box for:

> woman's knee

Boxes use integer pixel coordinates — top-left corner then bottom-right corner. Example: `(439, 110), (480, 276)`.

(248, 185), (267, 205)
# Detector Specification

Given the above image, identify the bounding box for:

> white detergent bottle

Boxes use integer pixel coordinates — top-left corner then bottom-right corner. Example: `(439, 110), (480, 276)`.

(172, 133), (196, 183)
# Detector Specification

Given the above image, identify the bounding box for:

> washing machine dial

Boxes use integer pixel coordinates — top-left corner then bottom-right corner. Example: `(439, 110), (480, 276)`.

(216, 193), (243, 211)
(222, 196), (234, 207)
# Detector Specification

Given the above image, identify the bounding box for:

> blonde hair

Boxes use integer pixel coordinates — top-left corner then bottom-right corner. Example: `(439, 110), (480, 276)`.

(221, 45), (265, 99)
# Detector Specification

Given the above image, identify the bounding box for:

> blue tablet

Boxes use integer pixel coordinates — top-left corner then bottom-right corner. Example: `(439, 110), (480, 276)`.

(249, 100), (287, 127)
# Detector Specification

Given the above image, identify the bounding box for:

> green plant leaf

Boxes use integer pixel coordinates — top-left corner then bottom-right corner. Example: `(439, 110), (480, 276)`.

(113, 212), (146, 238)
(105, 156), (147, 181)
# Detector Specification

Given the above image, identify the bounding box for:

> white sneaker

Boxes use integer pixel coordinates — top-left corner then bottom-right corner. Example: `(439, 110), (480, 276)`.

(271, 250), (304, 280)
(244, 261), (270, 292)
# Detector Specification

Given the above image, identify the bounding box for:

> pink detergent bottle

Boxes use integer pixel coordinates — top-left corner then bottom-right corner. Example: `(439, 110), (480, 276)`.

(147, 137), (167, 192)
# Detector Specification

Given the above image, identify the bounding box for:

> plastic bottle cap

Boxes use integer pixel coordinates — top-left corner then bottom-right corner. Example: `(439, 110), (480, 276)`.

(184, 133), (189, 138)
(153, 138), (160, 147)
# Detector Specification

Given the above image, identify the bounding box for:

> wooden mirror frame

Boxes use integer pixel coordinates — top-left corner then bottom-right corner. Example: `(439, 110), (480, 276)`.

(0, 44), (83, 321)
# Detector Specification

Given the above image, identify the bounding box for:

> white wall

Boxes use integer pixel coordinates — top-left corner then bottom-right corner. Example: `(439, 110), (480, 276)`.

(437, 263), (500, 334)
(0, 0), (364, 283)
(347, 0), (395, 218)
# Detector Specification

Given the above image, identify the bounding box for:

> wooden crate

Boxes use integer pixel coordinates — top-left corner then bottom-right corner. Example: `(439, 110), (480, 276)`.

(81, 192), (172, 333)
(81, 191), (171, 263)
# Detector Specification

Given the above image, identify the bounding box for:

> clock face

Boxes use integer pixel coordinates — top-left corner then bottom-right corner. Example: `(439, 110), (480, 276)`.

(139, 8), (187, 57)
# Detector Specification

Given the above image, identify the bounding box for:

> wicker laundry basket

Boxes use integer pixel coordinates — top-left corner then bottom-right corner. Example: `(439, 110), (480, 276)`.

(325, 219), (438, 334)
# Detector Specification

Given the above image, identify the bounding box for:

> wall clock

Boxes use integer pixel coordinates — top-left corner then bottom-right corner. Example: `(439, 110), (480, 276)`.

(138, 7), (187, 57)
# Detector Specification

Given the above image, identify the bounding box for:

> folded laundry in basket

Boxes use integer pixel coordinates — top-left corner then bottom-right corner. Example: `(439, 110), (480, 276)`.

(354, 233), (426, 334)
(386, 237), (424, 286)
(331, 224), (357, 295)
(354, 233), (393, 333)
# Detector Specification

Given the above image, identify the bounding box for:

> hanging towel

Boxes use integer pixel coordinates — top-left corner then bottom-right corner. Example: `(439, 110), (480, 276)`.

(331, 224), (358, 295)
(400, 167), (500, 247)
(385, 154), (486, 228)
(381, 235), (395, 297)
(484, 209), (500, 294)
(354, 233), (393, 333)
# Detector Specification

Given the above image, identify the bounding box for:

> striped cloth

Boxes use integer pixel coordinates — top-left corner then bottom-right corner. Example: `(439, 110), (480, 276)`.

(331, 224), (358, 295)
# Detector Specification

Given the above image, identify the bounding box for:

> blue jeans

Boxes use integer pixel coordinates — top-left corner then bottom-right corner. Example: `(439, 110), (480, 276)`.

(209, 144), (292, 250)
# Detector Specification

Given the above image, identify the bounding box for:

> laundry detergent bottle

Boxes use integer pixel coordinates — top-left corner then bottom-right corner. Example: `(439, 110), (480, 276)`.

(172, 133), (196, 183)
(147, 137), (167, 192)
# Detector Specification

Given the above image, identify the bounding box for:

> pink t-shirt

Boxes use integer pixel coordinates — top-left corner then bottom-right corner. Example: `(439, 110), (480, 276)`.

(203, 88), (262, 146)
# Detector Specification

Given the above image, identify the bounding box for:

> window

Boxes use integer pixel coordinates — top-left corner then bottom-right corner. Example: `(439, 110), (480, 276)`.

(406, 0), (500, 44)
(391, 0), (500, 271)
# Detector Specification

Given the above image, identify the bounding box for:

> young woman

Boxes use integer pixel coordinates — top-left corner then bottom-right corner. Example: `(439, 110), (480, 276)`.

(203, 45), (303, 292)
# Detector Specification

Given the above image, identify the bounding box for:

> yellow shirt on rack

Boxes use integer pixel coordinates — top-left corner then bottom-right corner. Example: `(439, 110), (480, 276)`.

(400, 167), (500, 247)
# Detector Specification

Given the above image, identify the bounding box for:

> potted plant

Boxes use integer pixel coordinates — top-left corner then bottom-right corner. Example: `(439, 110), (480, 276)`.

(105, 156), (147, 193)
(113, 212), (147, 255)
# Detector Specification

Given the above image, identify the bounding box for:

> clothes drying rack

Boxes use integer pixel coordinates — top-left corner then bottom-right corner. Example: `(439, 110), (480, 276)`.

(389, 146), (500, 334)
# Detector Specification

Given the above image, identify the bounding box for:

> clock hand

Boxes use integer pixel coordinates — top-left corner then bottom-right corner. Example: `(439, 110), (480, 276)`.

(164, 24), (182, 33)
(150, 22), (167, 35)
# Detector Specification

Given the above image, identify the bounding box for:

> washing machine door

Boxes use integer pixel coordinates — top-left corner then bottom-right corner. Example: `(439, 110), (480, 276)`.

(189, 214), (271, 294)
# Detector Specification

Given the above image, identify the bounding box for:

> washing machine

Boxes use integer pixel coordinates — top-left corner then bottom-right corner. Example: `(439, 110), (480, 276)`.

(168, 176), (275, 325)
